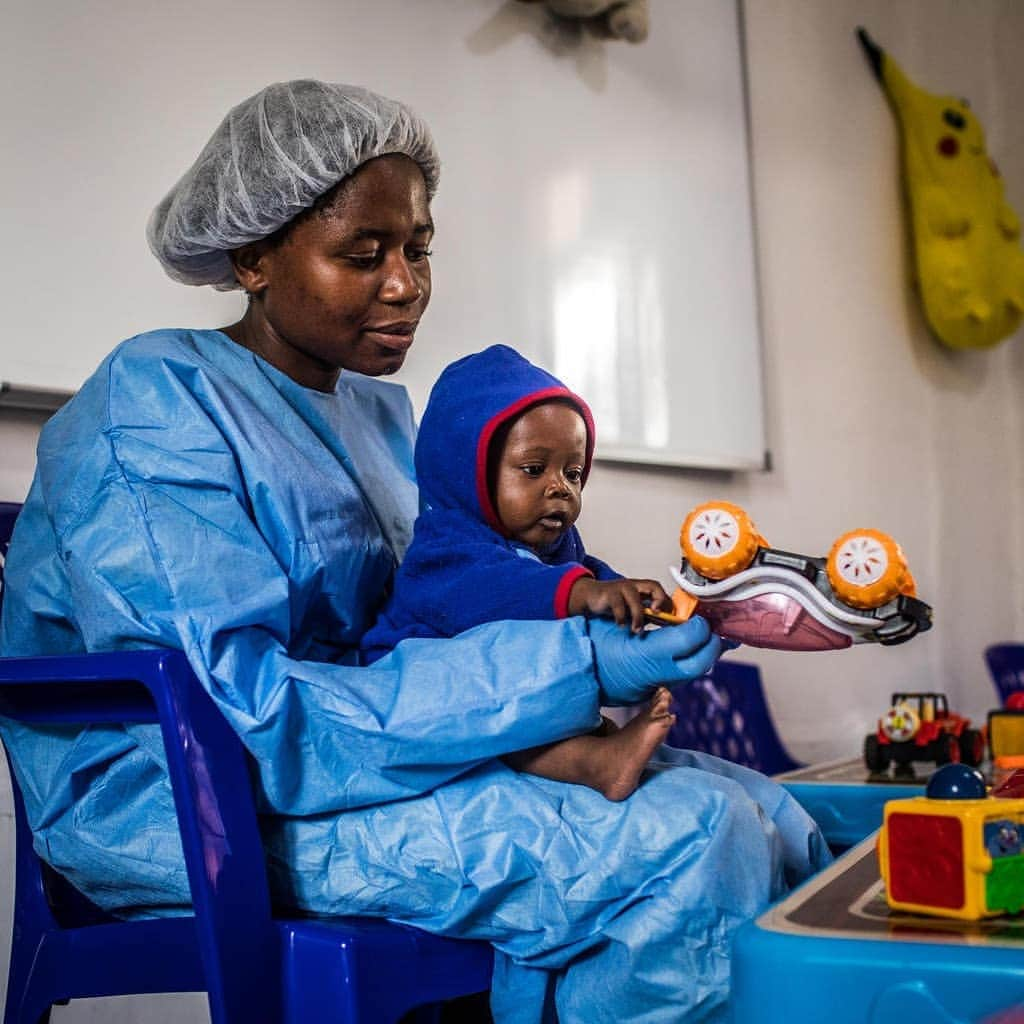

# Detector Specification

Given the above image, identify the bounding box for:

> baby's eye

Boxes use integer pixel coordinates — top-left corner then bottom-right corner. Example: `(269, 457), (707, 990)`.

(407, 247), (433, 263)
(521, 464), (544, 478)
(565, 468), (583, 484)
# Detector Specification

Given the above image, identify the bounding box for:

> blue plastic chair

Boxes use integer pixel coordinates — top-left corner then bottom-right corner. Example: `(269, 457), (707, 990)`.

(0, 502), (492, 1023)
(985, 643), (1024, 706)
(666, 659), (803, 776)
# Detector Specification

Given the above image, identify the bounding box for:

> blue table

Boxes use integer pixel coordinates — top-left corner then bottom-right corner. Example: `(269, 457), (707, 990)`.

(731, 836), (1024, 1024)
(776, 756), (929, 850)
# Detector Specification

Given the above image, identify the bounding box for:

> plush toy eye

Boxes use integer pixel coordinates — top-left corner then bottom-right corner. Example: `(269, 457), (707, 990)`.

(943, 108), (966, 131)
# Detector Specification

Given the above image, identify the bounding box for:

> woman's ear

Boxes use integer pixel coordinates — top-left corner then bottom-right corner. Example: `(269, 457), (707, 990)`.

(229, 241), (272, 296)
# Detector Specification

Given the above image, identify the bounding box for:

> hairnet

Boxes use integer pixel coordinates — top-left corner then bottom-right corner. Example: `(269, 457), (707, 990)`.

(146, 79), (440, 290)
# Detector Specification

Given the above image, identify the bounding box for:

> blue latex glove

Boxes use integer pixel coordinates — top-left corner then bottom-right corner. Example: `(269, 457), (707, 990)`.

(589, 615), (721, 706)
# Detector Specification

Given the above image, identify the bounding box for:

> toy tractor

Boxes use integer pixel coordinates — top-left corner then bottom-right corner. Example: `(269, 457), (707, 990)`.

(865, 691), (984, 773)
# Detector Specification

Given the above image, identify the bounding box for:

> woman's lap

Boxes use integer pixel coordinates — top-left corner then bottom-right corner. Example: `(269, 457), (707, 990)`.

(22, 733), (825, 1022)
(264, 747), (826, 1022)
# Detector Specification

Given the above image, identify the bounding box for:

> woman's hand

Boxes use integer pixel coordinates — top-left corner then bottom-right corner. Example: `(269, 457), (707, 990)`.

(569, 576), (672, 633)
(588, 615), (720, 706)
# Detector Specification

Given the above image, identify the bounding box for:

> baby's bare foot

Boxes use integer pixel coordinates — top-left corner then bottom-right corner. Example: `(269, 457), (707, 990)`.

(597, 687), (676, 802)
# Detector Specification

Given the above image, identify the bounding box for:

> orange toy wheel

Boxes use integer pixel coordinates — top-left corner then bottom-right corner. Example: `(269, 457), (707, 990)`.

(826, 529), (916, 610)
(679, 501), (765, 580)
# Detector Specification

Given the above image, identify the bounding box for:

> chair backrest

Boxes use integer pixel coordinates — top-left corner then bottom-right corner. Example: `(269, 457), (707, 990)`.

(0, 650), (284, 1019)
(1, 504), (127, 929)
(986, 644), (1024, 705)
(667, 658), (802, 775)
(0, 499), (284, 1018)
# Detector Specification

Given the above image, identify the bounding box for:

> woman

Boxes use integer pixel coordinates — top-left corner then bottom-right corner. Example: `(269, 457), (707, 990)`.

(0, 80), (828, 1023)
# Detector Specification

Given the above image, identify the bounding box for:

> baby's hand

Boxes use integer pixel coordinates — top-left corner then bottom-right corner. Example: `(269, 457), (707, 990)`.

(568, 577), (672, 633)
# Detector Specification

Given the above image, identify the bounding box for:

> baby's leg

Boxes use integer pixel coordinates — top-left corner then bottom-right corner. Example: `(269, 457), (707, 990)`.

(503, 687), (675, 801)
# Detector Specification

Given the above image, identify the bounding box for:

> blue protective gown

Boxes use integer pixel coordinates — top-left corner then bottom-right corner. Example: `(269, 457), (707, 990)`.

(0, 329), (830, 1023)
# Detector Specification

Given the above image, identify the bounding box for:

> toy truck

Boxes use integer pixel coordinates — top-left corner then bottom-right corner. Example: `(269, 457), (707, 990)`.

(864, 691), (984, 773)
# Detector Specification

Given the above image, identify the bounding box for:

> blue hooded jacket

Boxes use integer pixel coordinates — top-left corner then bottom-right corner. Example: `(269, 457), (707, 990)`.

(361, 345), (619, 662)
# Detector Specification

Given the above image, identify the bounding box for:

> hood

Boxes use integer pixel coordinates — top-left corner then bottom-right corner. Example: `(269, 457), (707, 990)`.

(415, 345), (595, 533)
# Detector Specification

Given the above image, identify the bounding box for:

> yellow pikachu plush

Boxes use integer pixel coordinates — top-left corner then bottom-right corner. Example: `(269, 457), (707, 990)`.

(858, 28), (1024, 349)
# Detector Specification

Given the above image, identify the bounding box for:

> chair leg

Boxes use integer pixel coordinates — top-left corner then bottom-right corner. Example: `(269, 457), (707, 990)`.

(3, 936), (62, 1024)
(3, 932), (39, 1024)
(3, 996), (52, 1024)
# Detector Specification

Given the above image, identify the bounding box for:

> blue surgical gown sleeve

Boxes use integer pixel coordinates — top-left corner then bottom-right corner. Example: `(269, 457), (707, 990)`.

(66, 492), (597, 814)
(7, 331), (602, 816)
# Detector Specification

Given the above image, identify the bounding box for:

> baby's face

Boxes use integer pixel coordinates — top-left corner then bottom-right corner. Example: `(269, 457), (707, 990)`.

(494, 402), (586, 551)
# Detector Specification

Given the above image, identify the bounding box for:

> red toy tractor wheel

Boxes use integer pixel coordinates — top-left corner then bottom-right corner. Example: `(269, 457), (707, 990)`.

(864, 734), (891, 772)
(958, 728), (985, 767)
(933, 733), (960, 766)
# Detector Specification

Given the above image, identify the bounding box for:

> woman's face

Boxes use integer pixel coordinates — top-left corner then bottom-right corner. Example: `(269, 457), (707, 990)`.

(237, 154), (433, 388)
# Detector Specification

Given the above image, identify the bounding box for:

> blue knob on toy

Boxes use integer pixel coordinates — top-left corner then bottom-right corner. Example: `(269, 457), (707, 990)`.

(926, 763), (987, 800)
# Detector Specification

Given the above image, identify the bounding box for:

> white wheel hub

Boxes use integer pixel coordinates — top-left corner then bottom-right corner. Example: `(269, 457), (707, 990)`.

(688, 508), (740, 558)
(833, 534), (889, 588)
(882, 704), (918, 742)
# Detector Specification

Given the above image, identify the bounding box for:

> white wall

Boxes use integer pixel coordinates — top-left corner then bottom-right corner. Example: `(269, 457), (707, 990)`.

(0, 411), (47, 500)
(1, 1), (1024, 1018)
(2, 0), (767, 471)
(582, 0), (1024, 764)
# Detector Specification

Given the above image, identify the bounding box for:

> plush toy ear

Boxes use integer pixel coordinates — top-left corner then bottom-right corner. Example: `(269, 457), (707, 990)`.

(544, 0), (616, 16)
(604, 0), (649, 43)
(518, 0), (650, 44)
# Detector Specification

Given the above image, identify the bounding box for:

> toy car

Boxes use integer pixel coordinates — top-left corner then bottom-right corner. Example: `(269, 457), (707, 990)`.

(865, 691), (984, 773)
(653, 501), (933, 651)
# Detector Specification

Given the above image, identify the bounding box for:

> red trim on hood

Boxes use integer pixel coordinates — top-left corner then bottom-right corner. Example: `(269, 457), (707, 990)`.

(475, 386), (597, 534)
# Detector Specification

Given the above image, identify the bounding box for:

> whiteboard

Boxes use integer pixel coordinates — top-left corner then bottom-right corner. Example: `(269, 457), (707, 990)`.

(0, 0), (765, 470)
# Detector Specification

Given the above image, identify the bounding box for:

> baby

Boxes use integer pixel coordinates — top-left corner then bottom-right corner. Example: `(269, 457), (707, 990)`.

(362, 344), (678, 800)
